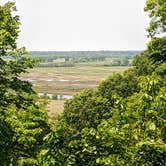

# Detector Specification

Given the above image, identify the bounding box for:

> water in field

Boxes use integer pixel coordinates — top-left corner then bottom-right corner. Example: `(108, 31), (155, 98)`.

(38, 93), (73, 100)
(22, 66), (130, 95)
(24, 77), (74, 82)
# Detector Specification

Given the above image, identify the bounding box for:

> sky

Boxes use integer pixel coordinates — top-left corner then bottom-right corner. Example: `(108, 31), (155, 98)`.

(1, 0), (150, 51)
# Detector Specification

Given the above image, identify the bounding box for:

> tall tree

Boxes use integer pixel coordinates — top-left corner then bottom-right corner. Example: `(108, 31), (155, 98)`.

(0, 2), (50, 165)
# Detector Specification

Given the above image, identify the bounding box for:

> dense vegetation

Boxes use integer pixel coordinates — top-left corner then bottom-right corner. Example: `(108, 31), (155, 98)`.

(0, 2), (50, 165)
(0, 0), (165, 165)
(30, 50), (139, 62)
(28, 51), (139, 67)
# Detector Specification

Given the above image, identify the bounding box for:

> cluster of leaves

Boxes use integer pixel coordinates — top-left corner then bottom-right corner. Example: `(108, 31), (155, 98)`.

(144, 0), (166, 37)
(0, 2), (50, 165)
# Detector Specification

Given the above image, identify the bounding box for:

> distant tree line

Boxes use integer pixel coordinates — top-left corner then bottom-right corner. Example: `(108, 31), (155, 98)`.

(29, 50), (141, 59)
(33, 55), (132, 67)
(29, 50), (140, 66)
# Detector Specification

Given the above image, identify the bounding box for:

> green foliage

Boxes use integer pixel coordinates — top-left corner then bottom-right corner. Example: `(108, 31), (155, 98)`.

(42, 74), (166, 165)
(155, 62), (166, 78)
(63, 89), (112, 131)
(0, 2), (50, 165)
(0, 115), (14, 164)
(30, 51), (139, 65)
(125, 76), (166, 165)
(52, 93), (58, 100)
(98, 71), (138, 102)
(132, 53), (156, 76)
(144, 0), (166, 37)
(147, 37), (166, 63)
(3, 103), (49, 165)
(0, 2), (19, 51)
(144, 0), (166, 66)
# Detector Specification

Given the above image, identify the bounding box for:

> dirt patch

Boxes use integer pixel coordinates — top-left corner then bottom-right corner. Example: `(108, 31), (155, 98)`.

(47, 100), (64, 116)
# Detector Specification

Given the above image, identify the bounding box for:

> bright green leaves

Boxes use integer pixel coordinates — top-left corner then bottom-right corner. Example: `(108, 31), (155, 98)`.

(98, 71), (138, 101)
(0, 2), (38, 110)
(127, 78), (166, 165)
(144, 0), (166, 68)
(132, 53), (156, 76)
(0, 2), (19, 52)
(63, 89), (112, 131)
(0, 2), (50, 165)
(0, 98), (50, 165)
(144, 0), (166, 37)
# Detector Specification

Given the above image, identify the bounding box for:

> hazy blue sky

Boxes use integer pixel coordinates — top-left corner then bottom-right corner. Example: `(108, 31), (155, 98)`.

(1, 0), (149, 51)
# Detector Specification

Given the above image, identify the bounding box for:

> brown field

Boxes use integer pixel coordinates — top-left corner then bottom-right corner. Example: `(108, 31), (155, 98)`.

(47, 100), (65, 115)
(22, 64), (130, 114)
(22, 65), (130, 95)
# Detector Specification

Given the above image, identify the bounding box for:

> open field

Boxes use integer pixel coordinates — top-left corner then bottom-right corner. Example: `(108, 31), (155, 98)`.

(22, 64), (130, 114)
(22, 64), (130, 95)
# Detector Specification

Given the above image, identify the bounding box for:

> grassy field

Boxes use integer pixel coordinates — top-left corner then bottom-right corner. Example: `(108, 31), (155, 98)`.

(22, 63), (130, 114)
(22, 64), (130, 95)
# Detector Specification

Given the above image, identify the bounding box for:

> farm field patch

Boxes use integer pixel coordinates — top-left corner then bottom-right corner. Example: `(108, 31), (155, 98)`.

(22, 64), (130, 114)
(22, 65), (130, 95)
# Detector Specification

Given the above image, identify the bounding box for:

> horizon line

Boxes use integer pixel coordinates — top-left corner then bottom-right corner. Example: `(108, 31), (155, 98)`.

(28, 50), (143, 52)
